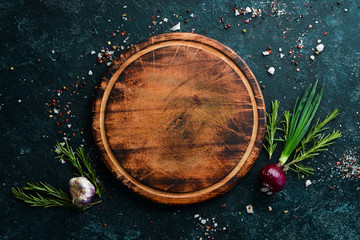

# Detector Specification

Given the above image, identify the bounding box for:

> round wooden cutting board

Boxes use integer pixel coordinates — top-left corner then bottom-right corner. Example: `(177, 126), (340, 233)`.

(92, 33), (266, 205)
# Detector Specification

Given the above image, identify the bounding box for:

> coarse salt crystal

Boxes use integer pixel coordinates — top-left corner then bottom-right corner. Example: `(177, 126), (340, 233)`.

(88, 70), (93, 76)
(67, 124), (72, 128)
(53, 108), (59, 114)
(246, 205), (254, 214)
(245, 7), (252, 13)
(268, 206), (272, 211)
(194, 214), (200, 218)
(305, 180), (312, 187)
(163, 17), (168, 22)
(316, 44), (324, 52)
(268, 67), (275, 75)
(279, 48), (282, 52)
(201, 219), (207, 224)
(235, 9), (240, 16)
(280, 53), (285, 59)
(262, 51), (270, 56)
(317, 39), (322, 43)
(107, 62), (111, 66)
(190, 13), (194, 18)
(91, 50), (96, 55)
(170, 22), (181, 31)
(310, 55), (315, 60)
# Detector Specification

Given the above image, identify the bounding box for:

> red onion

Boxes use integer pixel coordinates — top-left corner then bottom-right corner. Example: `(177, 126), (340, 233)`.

(258, 162), (286, 195)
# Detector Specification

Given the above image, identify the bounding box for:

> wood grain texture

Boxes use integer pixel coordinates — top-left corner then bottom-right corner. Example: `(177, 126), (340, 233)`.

(92, 33), (266, 205)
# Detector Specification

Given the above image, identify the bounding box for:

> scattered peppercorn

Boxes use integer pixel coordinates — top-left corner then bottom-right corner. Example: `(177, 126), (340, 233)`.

(184, 19), (189, 23)
(224, 24), (231, 29)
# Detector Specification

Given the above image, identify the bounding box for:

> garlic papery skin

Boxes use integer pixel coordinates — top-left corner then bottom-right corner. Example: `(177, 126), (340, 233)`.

(69, 177), (95, 207)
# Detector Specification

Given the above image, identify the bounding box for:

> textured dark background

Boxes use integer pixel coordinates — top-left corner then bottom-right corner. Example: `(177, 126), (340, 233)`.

(1, 0), (360, 239)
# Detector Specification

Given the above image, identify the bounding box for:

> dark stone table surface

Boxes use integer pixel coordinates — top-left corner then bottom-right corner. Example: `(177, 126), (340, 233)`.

(1, 0), (360, 239)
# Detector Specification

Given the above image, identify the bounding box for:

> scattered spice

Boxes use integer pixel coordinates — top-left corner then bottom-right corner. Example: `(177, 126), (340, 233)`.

(335, 149), (360, 179)
(246, 205), (254, 214)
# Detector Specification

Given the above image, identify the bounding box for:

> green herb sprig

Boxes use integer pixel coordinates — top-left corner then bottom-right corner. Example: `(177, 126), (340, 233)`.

(264, 100), (280, 159)
(12, 141), (102, 209)
(12, 182), (73, 208)
(55, 140), (103, 197)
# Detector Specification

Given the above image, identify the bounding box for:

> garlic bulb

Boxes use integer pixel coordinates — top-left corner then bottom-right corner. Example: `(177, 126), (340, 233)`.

(69, 177), (95, 207)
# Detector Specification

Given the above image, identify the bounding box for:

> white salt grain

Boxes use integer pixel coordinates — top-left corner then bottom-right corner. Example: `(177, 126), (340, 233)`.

(246, 205), (254, 214)
(316, 44), (324, 53)
(305, 180), (312, 187)
(170, 22), (181, 31)
(88, 70), (93, 76)
(268, 67), (275, 75)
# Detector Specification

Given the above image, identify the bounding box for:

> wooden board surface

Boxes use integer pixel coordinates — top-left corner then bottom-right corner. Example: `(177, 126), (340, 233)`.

(92, 33), (266, 205)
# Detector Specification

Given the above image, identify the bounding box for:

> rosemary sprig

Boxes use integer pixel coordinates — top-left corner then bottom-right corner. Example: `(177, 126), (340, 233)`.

(55, 140), (103, 197)
(264, 100), (280, 159)
(12, 182), (73, 208)
(280, 110), (291, 142)
(285, 129), (341, 173)
(296, 109), (339, 153)
(288, 163), (314, 177)
(76, 147), (103, 197)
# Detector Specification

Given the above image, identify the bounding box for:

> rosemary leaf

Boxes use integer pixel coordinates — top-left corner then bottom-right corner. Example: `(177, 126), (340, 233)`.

(76, 147), (103, 197)
(55, 141), (84, 176)
(285, 129), (341, 167)
(279, 110), (291, 142)
(55, 140), (102, 197)
(296, 109), (339, 153)
(12, 184), (73, 208)
(264, 100), (280, 159)
(23, 182), (71, 200)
